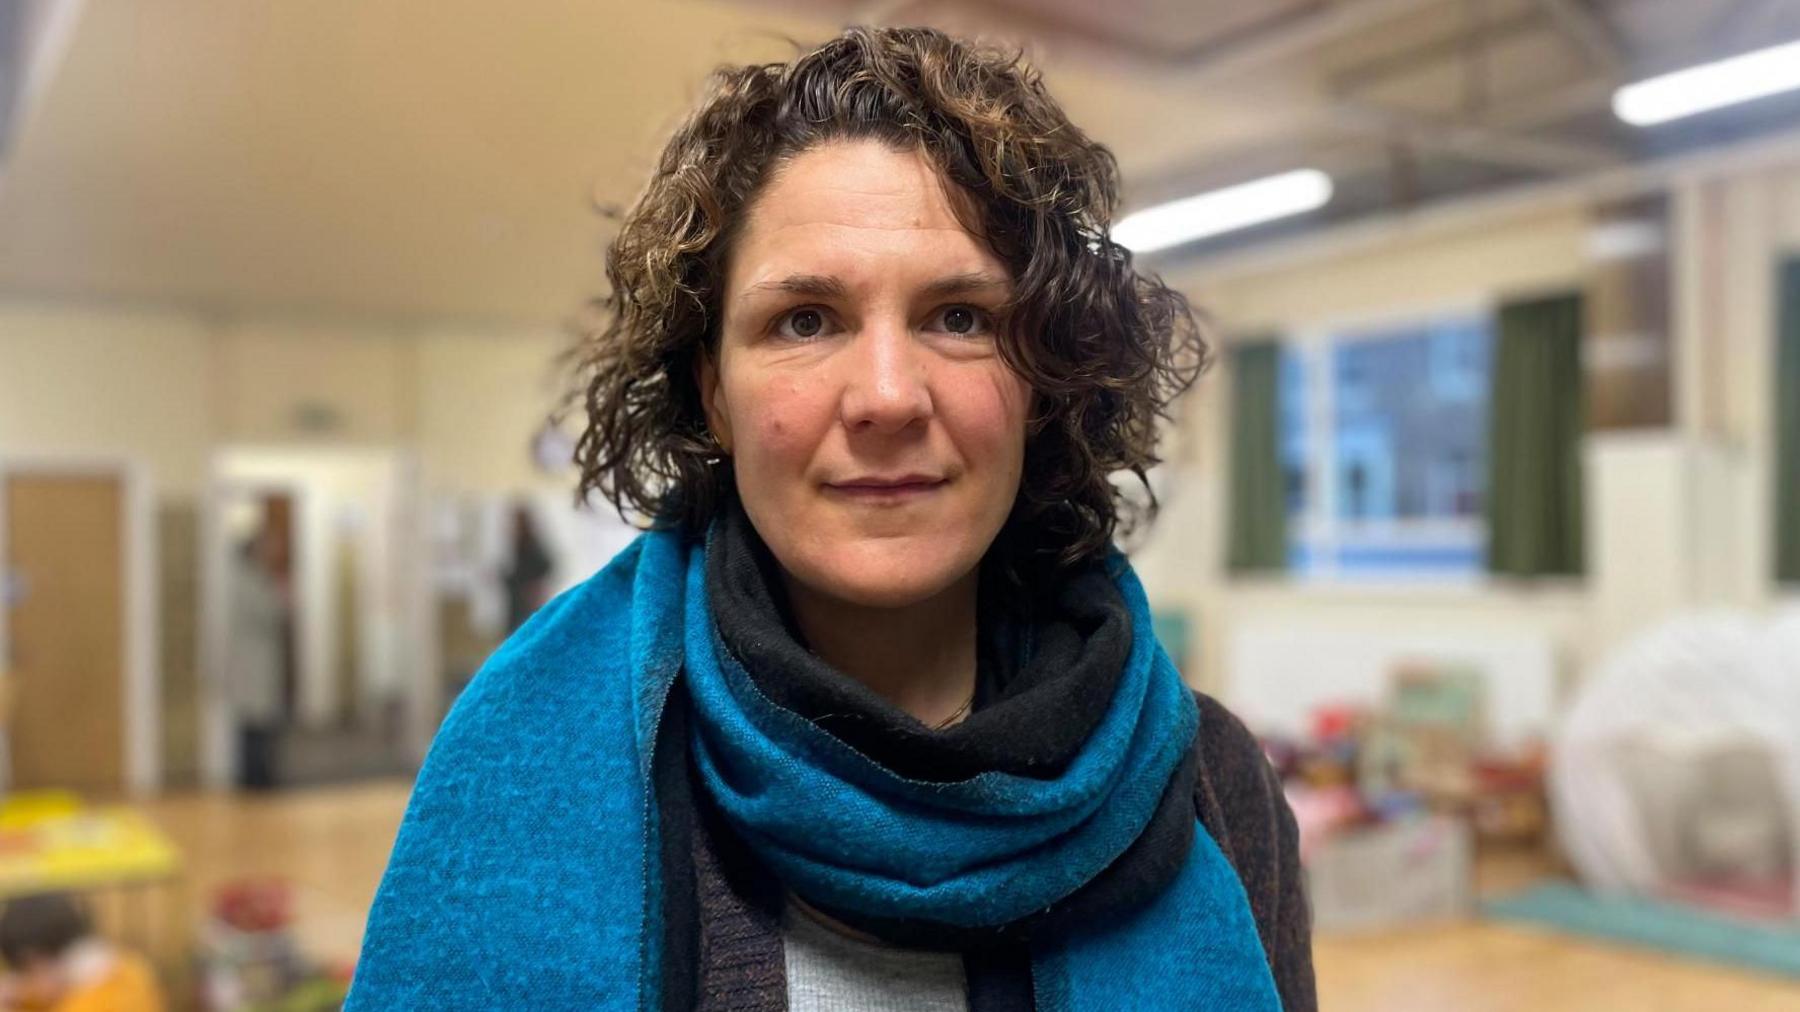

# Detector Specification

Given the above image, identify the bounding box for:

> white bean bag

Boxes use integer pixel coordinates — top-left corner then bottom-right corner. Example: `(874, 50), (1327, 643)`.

(1550, 610), (1800, 914)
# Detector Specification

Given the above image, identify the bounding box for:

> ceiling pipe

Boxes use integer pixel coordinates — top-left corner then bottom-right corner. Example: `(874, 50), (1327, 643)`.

(900, 0), (1443, 81)
(1332, 99), (1626, 173)
(1532, 0), (1627, 77)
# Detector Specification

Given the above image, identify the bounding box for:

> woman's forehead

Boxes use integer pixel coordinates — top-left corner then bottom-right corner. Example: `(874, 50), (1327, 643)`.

(754, 140), (956, 228)
(727, 140), (1008, 297)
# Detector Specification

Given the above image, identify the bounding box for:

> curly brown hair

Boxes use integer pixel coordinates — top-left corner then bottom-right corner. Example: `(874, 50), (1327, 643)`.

(572, 24), (1204, 586)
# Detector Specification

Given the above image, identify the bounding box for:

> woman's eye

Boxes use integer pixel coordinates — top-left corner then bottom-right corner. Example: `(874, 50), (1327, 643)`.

(931, 305), (993, 337)
(774, 307), (833, 340)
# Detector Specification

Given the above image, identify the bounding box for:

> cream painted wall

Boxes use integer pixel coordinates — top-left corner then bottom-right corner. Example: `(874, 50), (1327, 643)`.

(0, 302), (576, 497)
(413, 329), (572, 495)
(1190, 206), (1592, 335)
(215, 319), (414, 445)
(0, 301), (214, 497)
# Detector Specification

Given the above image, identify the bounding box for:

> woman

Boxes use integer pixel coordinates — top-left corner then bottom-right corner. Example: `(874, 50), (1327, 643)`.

(350, 25), (1312, 1011)
(228, 520), (291, 791)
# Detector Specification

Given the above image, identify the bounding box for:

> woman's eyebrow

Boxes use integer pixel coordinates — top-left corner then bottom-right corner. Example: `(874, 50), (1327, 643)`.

(740, 271), (1011, 303)
(742, 274), (848, 300)
(921, 271), (1011, 300)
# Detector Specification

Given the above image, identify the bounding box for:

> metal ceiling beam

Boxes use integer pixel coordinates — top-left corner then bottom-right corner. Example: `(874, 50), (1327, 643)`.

(1533, 0), (1626, 76)
(1482, 76), (1616, 131)
(1709, 0), (1796, 51)
(922, 0), (1444, 80)
(1168, 0), (1443, 80)
(0, 2), (25, 159)
(1332, 99), (1625, 173)
(1164, 120), (1800, 281)
(1126, 73), (1621, 209)
(1331, 8), (1541, 95)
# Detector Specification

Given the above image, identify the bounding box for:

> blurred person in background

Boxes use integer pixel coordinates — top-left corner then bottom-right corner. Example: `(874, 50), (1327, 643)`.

(228, 518), (291, 791)
(0, 893), (163, 1012)
(501, 501), (555, 633)
(350, 26), (1310, 1011)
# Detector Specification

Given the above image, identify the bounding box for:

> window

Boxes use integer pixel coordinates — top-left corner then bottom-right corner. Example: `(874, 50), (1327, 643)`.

(1281, 311), (1494, 579)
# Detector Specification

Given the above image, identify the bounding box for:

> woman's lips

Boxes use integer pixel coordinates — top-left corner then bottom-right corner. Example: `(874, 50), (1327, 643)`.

(824, 478), (948, 502)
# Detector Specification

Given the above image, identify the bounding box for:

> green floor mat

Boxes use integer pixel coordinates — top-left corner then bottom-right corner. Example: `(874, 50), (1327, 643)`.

(1484, 881), (1800, 980)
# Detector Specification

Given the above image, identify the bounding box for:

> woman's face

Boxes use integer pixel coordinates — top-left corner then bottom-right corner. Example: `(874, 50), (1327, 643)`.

(701, 139), (1032, 609)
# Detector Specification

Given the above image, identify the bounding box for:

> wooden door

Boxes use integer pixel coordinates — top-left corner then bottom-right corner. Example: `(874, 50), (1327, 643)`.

(3, 473), (126, 793)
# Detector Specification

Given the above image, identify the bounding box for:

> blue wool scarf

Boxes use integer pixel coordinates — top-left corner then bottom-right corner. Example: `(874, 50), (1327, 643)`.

(347, 530), (1281, 1009)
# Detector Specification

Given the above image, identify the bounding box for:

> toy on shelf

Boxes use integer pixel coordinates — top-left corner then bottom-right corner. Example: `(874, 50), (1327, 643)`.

(1266, 658), (1556, 932)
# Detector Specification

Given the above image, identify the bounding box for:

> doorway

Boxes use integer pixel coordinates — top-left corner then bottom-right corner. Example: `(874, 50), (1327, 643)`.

(0, 461), (156, 795)
(199, 448), (428, 789)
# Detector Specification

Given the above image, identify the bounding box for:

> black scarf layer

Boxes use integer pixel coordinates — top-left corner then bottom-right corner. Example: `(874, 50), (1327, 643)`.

(707, 499), (1131, 783)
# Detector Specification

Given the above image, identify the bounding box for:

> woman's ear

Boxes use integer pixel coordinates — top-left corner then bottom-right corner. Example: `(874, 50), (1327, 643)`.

(695, 348), (733, 453)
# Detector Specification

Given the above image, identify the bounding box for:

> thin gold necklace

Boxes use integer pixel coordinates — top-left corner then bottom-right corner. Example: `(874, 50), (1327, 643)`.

(931, 692), (975, 730)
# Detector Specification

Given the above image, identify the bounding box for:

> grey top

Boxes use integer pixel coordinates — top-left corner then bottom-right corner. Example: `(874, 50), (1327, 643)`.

(227, 554), (287, 724)
(780, 899), (969, 1012)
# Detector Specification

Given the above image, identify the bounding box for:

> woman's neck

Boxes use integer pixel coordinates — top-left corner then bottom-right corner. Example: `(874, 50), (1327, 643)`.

(781, 567), (979, 728)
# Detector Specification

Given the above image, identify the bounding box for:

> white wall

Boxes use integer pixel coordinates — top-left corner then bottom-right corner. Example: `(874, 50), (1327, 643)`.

(0, 304), (576, 497)
(1192, 206), (1594, 334)
(0, 301), (214, 497)
(216, 319), (415, 445)
(413, 328), (572, 496)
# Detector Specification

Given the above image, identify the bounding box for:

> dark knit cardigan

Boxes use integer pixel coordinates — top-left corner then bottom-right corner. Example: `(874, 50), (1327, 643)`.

(684, 690), (1317, 1011)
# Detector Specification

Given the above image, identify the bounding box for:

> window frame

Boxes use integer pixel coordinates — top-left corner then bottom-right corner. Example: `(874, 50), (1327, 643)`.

(1281, 297), (1496, 586)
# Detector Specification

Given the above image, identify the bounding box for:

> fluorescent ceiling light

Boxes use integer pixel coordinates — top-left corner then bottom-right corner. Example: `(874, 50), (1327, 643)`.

(1613, 39), (1800, 126)
(1113, 169), (1333, 253)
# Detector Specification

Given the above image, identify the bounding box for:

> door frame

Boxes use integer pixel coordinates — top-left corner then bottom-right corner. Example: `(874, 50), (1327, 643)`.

(0, 455), (160, 794)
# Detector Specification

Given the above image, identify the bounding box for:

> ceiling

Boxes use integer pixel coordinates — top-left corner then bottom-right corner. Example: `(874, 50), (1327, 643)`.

(0, 0), (1794, 326)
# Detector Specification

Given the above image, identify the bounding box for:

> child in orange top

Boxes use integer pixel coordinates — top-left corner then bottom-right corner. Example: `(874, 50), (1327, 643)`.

(0, 893), (163, 1012)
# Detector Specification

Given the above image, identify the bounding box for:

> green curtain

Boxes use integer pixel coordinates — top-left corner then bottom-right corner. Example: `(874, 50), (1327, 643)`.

(1226, 340), (1287, 572)
(1487, 293), (1586, 577)
(1778, 257), (1800, 584)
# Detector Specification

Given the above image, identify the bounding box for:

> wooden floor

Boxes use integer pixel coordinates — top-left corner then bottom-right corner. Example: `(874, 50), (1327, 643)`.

(134, 779), (1800, 1010)
(138, 780), (408, 973)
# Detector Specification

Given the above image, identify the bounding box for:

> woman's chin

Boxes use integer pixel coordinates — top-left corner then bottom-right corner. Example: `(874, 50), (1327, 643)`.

(789, 542), (977, 610)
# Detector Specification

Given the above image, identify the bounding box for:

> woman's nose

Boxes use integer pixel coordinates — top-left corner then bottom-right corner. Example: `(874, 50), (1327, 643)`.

(840, 319), (933, 434)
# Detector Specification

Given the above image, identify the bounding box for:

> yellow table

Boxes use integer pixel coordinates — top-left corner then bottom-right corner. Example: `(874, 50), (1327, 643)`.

(0, 804), (180, 896)
(0, 792), (189, 1000)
